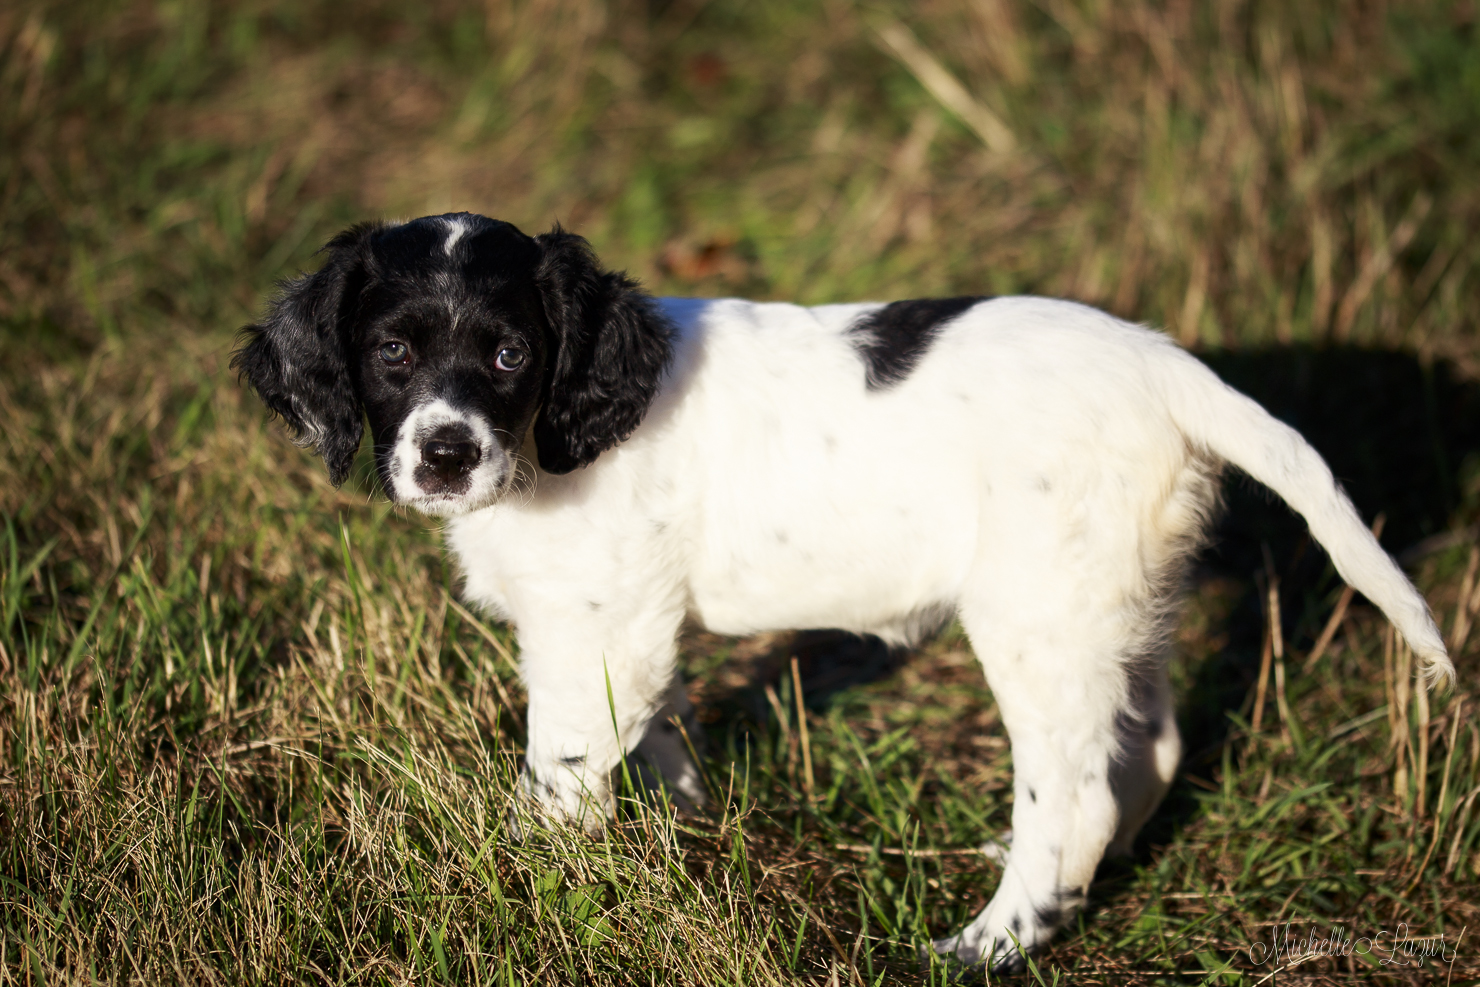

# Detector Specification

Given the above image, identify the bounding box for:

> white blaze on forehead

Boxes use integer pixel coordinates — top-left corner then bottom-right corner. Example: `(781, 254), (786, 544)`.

(388, 398), (506, 515)
(442, 217), (470, 256)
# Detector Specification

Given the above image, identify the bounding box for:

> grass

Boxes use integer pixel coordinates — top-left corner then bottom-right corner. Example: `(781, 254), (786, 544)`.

(2, 0), (1480, 982)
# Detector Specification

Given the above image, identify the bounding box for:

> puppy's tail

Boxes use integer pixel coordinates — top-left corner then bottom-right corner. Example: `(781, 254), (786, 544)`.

(1158, 344), (1454, 688)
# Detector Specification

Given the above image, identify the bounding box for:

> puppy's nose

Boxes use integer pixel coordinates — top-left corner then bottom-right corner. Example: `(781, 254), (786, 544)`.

(421, 438), (481, 480)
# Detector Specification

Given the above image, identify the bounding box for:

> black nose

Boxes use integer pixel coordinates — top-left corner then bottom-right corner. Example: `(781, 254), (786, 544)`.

(421, 439), (481, 480)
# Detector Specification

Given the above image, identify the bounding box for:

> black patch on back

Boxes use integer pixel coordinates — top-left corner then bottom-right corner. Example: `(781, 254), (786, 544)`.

(847, 296), (987, 390)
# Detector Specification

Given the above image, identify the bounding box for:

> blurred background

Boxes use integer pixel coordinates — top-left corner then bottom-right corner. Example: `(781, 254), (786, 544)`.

(4, 2), (1480, 982)
(6, 0), (1478, 345)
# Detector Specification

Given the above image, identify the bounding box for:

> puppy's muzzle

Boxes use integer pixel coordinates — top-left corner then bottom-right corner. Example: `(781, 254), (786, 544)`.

(415, 425), (482, 494)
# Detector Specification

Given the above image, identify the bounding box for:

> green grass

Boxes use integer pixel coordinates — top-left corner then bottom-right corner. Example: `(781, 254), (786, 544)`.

(3, 0), (1480, 983)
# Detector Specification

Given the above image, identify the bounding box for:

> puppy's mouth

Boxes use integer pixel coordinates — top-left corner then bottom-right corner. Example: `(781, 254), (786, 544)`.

(387, 401), (511, 517)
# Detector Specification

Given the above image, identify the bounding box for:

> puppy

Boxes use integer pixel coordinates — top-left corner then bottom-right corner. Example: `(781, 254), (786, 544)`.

(235, 212), (1453, 970)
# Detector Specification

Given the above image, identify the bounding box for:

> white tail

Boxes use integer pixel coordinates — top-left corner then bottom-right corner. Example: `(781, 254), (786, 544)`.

(1159, 345), (1454, 688)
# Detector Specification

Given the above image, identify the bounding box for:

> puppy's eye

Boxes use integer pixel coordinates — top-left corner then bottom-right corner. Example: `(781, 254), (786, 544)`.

(495, 348), (526, 371)
(380, 342), (410, 364)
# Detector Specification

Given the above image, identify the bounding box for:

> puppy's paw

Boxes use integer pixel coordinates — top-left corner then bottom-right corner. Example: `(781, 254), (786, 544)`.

(630, 753), (707, 813)
(917, 940), (982, 983)
(632, 710), (709, 810)
(932, 901), (1052, 974)
(928, 932), (1028, 975)
(513, 768), (610, 837)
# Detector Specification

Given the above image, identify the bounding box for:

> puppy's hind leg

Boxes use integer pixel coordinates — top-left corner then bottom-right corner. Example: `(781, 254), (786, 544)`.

(1108, 660), (1181, 856)
(931, 618), (1127, 972)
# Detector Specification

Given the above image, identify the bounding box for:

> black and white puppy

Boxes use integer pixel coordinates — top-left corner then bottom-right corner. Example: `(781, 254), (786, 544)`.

(235, 212), (1452, 970)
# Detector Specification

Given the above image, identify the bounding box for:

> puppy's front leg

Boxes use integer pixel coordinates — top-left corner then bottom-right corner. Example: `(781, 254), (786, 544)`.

(632, 672), (708, 810)
(520, 692), (622, 831)
(517, 622), (681, 833)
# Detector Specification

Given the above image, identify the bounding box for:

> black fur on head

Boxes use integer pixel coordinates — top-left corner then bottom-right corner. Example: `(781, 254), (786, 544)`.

(233, 214), (673, 499)
(231, 223), (381, 486)
(531, 227), (674, 474)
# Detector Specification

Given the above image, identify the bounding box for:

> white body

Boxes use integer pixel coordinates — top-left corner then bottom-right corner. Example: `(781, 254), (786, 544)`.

(441, 295), (1450, 966)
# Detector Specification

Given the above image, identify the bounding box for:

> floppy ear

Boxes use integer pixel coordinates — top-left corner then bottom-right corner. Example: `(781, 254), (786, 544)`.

(531, 228), (674, 474)
(231, 223), (380, 486)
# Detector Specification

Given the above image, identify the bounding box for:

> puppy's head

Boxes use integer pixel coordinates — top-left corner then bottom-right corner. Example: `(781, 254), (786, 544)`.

(232, 213), (673, 516)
